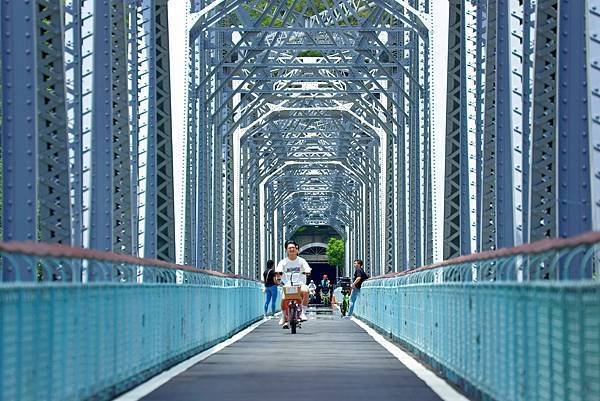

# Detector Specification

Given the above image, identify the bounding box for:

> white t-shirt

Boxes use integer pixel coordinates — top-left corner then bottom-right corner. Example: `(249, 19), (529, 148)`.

(275, 256), (311, 286)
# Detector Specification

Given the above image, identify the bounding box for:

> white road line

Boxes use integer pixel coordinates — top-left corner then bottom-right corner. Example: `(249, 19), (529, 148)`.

(113, 317), (271, 401)
(352, 318), (470, 401)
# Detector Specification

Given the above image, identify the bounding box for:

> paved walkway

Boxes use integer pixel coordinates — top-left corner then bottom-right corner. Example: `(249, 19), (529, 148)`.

(138, 316), (452, 401)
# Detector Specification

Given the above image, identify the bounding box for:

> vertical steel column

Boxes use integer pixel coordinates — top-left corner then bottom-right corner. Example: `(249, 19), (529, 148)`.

(408, 31), (422, 268)
(396, 91), (408, 270)
(212, 30), (225, 270)
(184, 31), (200, 265)
(519, 0), (535, 244)
(128, 0), (140, 255)
(143, 0), (157, 258)
(481, 0), (498, 250)
(475, 0), (487, 252)
(589, 0), (600, 231)
(36, 0), (71, 245)
(90, 0), (114, 252)
(241, 145), (250, 275)
(443, 0), (471, 259)
(253, 182), (261, 279)
(385, 132), (395, 273)
(556, 0), (591, 241)
(530, 0), (558, 241)
(264, 200), (273, 265)
(364, 166), (373, 272)
(1, 0), (38, 280)
(248, 150), (256, 277)
(112, 0), (133, 254)
(277, 208), (284, 262)
(371, 160), (380, 275)
(354, 207), (361, 266)
(0, 9), (2, 240)
(224, 129), (235, 273)
(494, 0), (514, 248)
(195, 29), (210, 268)
(422, 31), (433, 265)
(65, 0), (85, 249)
(154, 0), (176, 262)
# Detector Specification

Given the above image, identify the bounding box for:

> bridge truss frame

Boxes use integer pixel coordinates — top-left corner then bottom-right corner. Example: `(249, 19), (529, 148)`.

(442, 0), (600, 271)
(1, 0), (177, 281)
(185, 0), (433, 277)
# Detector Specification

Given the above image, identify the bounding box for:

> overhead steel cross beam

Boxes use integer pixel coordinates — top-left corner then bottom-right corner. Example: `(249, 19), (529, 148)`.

(202, 0), (422, 274)
(186, 0), (431, 276)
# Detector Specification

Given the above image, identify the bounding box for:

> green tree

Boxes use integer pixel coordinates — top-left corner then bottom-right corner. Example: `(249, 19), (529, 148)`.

(326, 237), (345, 277)
(297, 50), (323, 57)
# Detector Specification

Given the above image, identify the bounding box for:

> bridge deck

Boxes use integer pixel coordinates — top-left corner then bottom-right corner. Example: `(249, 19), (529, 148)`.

(139, 317), (448, 401)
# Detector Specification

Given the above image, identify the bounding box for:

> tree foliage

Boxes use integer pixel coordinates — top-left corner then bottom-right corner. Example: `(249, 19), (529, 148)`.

(326, 237), (344, 270)
(297, 50), (323, 57)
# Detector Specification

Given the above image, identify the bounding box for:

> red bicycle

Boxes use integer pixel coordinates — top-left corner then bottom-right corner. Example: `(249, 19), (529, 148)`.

(283, 286), (303, 334)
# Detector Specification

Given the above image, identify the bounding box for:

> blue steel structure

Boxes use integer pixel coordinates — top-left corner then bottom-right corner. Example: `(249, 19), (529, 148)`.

(2, 1), (39, 250)
(185, 0), (433, 277)
(443, 0), (600, 260)
(1, 0), (177, 281)
(0, 2), (596, 274)
(0, 1), (599, 401)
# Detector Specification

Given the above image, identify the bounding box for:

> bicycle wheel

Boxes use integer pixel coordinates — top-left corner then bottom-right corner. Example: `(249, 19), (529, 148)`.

(289, 302), (297, 334)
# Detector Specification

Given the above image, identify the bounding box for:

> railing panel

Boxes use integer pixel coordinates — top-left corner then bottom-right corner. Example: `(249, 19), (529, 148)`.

(0, 283), (265, 401)
(0, 243), (277, 401)
(358, 282), (600, 401)
(358, 233), (600, 401)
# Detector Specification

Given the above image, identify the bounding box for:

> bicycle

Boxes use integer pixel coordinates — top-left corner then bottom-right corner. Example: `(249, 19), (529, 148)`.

(320, 288), (330, 306)
(287, 299), (302, 334)
(340, 288), (350, 316)
(283, 285), (303, 334)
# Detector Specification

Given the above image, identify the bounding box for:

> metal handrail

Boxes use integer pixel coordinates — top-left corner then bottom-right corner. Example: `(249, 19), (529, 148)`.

(371, 231), (600, 282)
(0, 241), (256, 284)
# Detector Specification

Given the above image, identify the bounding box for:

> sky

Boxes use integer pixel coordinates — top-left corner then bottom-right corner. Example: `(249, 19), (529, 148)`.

(167, 0), (449, 264)
(168, 0), (188, 263)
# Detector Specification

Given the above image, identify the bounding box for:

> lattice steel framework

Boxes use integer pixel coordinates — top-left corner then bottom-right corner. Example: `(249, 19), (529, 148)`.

(1, 0), (176, 280)
(443, 0), (599, 260)
(185, 0), (432, 277)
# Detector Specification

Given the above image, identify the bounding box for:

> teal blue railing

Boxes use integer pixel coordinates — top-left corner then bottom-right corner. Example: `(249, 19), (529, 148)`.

(0, 242), (269, 401)
(356, 232), (600, 401)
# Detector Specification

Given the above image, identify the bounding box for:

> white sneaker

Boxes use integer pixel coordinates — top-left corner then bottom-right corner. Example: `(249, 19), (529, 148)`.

(278, 316), (285, 325)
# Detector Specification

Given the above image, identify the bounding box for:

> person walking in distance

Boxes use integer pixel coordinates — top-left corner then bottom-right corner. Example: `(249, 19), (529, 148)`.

(263, 260), (278, 318)
(344, 259), (369, 318)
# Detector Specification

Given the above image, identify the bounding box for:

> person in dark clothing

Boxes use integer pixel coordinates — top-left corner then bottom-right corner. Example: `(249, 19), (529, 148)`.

(344, 259), (369, 318)
(263, 260), (277, 317)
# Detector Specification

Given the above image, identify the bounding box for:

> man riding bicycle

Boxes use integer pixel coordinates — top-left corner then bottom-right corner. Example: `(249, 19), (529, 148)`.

(276, 240), (311, 329)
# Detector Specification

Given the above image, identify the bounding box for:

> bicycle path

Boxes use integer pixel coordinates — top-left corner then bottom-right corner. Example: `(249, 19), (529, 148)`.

(135, 317), (465, 401)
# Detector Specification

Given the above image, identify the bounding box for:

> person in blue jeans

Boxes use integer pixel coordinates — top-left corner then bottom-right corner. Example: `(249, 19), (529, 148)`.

(263, 260), (278, 317)
(345, 259), (369, 318)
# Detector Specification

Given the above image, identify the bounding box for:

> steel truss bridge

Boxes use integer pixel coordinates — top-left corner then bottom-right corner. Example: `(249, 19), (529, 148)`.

(0, 1), (599, 400)
(2, 1), (599, 277)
